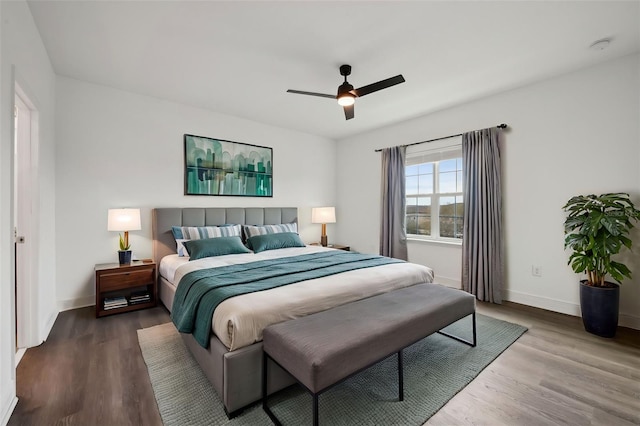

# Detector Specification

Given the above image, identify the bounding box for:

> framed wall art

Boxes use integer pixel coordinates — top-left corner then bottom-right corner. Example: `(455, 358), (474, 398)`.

(184, 134), (273, 197)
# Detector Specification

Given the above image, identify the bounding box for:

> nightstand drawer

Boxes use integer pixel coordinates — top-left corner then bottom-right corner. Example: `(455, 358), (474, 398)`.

(99, 267), (154, 291)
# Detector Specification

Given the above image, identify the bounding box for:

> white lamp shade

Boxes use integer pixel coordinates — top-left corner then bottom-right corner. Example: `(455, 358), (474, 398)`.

(107, 208), (141, 232)
(311, 207), (336, 224)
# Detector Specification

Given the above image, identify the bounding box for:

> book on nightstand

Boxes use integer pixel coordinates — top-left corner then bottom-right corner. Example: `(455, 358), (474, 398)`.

(104, 296), (128, 310)
(128, 290), (151, 305)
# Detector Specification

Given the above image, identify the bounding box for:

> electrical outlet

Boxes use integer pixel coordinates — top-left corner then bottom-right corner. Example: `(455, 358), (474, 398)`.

(532, 265), (542, 277)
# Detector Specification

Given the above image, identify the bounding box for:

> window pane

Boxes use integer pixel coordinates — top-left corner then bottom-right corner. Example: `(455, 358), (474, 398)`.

(406, 164), (419, 176)
(418, 163), (433, 174)
(439, 196), (456, 238)
(456, 157), (463, 170)
(406, 198), (419, 234)
(418, 173), (433, 194)
(439, 196), (464, 239)
(440, 159), (456, 173)
(406, 197), (430, 235)
(406, 215), (419, 234)
(455, 195), (464, 239)
(417, 216), (431, 236)
(456, 170), (463, 192)
(406, 176), (418, 195)
(417, 196), (431, 213)
(455, 195), (464, 216)
(416, 197), (431, 235)
(454, 218), (463, 239)
(439, 171), (456, 193)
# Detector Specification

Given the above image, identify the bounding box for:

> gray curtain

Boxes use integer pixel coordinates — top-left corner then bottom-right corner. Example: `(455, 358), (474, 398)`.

(380, 146), (408, 260)
(461, 128), (503, 303)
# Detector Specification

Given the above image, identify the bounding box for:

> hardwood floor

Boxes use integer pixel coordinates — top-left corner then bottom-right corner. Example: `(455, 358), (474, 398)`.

(8, 303), (640, 425)
(429, 303), (640, 426)
(9, 306), (169, 426)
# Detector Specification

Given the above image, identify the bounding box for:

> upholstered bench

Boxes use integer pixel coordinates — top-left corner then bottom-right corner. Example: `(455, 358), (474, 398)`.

(262, 283), (476, 426)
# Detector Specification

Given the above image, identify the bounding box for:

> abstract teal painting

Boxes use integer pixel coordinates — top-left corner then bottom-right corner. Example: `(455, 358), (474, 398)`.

(184, 134), (273, 197)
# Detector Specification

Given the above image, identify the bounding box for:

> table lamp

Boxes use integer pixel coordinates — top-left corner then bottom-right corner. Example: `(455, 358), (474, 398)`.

(311, 207), (336, 247)
(108, 208), (141, 263)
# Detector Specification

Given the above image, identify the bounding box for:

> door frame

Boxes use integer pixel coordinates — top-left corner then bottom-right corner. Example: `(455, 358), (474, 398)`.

(13, 80), (41, 351)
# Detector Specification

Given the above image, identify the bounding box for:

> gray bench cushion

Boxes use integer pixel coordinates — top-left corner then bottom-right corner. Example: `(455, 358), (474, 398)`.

(263, 283), (475, 394)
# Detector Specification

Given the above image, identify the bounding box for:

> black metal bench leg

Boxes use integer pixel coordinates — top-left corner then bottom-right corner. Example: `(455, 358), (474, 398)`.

(472, 312), (477, 347)
(262, 352), (268, 409)
(398, 350), (404, 401)
(263, 353), (282, 426)
(437, 312), (477, 347)
(313, 393), (319, 426)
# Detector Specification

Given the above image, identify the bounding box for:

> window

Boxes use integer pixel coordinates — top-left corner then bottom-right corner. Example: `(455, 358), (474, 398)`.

(405, 142), (463, 241)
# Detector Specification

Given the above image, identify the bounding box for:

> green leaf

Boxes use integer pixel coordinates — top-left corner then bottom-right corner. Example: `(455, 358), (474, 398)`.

(564, 233), (587, 250)
(619, 235), (632, 250)
(569, 253), (589, 274)
(118, 233), (131, 251)
(609, 261), (632, 282)
(600, 215), (621, 236)
(564, 215), (588, 233)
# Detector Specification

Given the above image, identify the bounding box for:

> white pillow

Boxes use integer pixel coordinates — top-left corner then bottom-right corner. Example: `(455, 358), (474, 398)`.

(243, 223), (298, 239)
(176, 239), (188, 257)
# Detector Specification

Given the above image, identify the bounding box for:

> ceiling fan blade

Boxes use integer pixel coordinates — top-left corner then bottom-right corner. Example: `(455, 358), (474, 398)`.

(353, 75), (405, 97)
(287, 89), (336, 99)
(343, 104), (354, 120)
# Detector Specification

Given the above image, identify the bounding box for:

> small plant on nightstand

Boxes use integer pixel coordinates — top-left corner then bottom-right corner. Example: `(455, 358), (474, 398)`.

(118, 234), (132, 264)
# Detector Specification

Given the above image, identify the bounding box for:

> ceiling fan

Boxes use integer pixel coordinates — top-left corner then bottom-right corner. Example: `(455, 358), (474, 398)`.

(287, 65), (405, 120)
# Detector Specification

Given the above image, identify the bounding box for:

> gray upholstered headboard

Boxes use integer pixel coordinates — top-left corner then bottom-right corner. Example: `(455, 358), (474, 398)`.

(152, 207), (298, 265)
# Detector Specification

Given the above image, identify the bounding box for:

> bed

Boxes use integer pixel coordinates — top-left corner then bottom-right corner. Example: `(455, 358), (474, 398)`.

(152, 207), (434, 416)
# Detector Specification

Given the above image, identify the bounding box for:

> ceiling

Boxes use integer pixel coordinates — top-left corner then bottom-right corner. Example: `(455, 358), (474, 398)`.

(27, 1), (640, 140)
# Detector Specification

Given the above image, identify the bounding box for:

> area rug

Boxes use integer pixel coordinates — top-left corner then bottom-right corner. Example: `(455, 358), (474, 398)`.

(137, 314), (526, 425)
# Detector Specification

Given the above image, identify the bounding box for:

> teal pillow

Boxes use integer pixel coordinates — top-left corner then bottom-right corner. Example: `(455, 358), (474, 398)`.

(248, 232), (305, 253)
(183, 236), (251, 260)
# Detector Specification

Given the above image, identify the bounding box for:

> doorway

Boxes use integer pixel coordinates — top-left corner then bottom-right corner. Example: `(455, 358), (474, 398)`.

(14, 86), (38, 363)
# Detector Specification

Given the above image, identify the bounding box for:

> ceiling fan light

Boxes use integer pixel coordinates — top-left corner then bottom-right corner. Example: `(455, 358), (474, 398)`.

(337, 94), (355, 106)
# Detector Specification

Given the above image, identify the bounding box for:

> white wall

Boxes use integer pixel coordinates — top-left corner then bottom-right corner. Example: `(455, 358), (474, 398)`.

(337, 54), (640, 329)
(55, 77), (337, 309)
(0, 1), (57, 423)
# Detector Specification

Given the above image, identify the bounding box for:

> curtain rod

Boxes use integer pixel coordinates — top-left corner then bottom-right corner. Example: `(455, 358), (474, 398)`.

(374, 123), (508, 152)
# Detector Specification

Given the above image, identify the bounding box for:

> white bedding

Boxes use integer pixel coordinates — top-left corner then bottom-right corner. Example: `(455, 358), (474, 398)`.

(161, 246), (434, 351)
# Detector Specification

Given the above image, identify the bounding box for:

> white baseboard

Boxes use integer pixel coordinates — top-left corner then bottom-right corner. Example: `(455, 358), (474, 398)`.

(14, 349), (26, 367)
(57, 295), (94, 312)
(0, 384), (17, 426)
(434, 276), (461, 289)
(40, 310), (58, 343)
(503, 289), (581, 316)
(504, 289), (640, 330)
(55, 289), (640, 331)
(619, 312), (640, 330)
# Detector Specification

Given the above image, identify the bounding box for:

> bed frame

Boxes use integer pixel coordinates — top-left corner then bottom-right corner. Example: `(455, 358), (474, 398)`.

(152, 207), (299, 416)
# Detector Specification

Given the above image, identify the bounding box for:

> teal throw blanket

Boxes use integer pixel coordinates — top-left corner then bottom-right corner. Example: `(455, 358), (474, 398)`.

(171, 251), (403, 347)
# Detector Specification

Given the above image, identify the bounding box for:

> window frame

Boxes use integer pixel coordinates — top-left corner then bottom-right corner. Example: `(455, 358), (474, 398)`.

(405, 140), (463, 244)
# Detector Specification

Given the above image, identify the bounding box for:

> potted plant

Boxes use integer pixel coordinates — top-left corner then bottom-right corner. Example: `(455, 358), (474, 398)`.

(118, 233), (132, 265)
(563, 192), (640, 337)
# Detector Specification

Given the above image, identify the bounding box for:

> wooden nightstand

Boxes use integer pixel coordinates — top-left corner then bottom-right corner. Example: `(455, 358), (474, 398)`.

(310, 243), (350, 251)
(95, 261), (157, 318)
